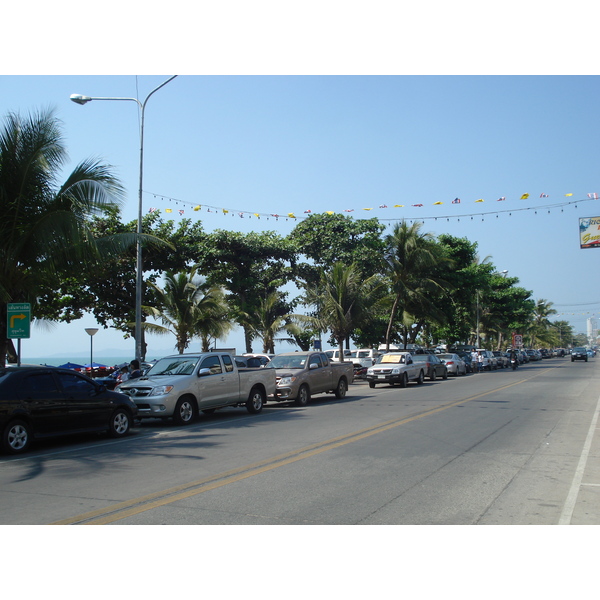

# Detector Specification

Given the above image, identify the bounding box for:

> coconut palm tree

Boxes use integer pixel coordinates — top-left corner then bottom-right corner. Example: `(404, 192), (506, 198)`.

(143, 269), (231, 353)
(383, 221), (451, 350)
(301, 262), (381, 359)
(0, 108), (126, 362)
(245, 291), (301, 354)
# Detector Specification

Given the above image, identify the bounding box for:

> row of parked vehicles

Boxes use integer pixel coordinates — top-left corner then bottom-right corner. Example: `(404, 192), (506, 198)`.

(1, 343), (593, 455)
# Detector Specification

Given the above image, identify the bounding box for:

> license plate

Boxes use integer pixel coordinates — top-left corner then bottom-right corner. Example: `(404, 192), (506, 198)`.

(378, 375), (386, 379)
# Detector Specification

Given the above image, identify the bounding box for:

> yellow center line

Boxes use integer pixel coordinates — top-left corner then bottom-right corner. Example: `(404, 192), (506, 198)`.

(52, 369), (549, 525)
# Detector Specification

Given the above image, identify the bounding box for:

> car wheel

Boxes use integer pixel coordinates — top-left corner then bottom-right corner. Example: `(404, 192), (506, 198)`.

(399, 373), (408, 388)
(246, 386), (265, 414)
(417, 370), (425, 385)
(2, 419), (31, 455)
(295, 385), (310, 406)
(334, 378), (347, 399)
(442, 369), (448, 380)
(108, 408), (131, 438)
(430, 370), (436, 381)
(173, 396), (197, 425)
(368, 382), (376, 389)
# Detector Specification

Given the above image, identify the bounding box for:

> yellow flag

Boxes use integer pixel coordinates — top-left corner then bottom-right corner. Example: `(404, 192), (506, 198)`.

(326, 211), (335, 215)
(165, 208), (172, 213)
(254, 213), (260, 218)
(363, 208), (373, 211)
(222, 209), (229, 214)
(433, 202), (443, 205)
(288, 213), (296, 218)
(394, 204), (404, 208)
(565, 193), (573, 196)
(475, 199), (484, 203)
(520, 193), (529, 199)
(193, 205), (201, 211)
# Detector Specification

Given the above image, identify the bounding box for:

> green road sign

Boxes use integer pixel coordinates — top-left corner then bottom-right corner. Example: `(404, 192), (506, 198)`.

(7, 303), (31, 339)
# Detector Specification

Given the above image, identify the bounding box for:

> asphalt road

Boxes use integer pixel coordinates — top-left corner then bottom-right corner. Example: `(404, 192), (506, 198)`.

(1, 356), (598, 525)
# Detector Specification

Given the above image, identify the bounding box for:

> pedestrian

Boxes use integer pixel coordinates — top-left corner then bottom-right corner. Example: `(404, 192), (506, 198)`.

(471, 348), (479, 373)
(129, 359), (142, 380)
(478, 351), (484, 372)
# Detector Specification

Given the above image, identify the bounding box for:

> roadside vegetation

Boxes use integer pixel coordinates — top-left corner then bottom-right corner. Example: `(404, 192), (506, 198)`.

(0, 110), (580, 361)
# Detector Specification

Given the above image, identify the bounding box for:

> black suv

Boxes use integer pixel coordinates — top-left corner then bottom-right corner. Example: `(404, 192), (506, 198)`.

(571, 348), (588, 362)
(1, 366), (138, 455)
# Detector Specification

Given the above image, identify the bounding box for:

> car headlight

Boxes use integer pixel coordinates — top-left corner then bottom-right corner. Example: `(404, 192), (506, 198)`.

(278, 376), (296, 386)
(150, 385), (174, 396)
(367, 368), (374, 375)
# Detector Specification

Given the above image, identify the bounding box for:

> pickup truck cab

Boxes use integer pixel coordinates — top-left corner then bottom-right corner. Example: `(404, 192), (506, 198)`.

(116, 352), (276, 425)
(366, 352), (426, 388)
(269, 351), (354, 406)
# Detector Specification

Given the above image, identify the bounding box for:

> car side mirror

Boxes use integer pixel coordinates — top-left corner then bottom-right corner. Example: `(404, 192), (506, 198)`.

(198, 368), (212, 377)
(309, 363), (318, 370)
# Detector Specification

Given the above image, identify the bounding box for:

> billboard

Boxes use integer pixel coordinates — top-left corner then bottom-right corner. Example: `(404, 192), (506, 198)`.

(579, 216), (600, 249)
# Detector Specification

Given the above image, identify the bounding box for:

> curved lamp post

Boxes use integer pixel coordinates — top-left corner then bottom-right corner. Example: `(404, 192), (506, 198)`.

(70, 75), (177, 362)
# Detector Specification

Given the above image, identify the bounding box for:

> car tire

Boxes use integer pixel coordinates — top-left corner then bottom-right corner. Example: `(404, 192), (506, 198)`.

(399, 373), (408, 388)
(442, 369), (448, 380)
(430, 370), (436, 381)
(295, 385), (310, 406)
(2, 419), (32, 455)
(246, 386), (265, 414)
(417, 370), (425, 385)
(368, 382), (376, 389)
(108, 408), (131, 438)
(173, 396), (197, 425)
(334, 378), (348, 399)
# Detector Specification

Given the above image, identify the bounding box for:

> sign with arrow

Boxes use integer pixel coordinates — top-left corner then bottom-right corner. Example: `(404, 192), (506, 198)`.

(7, 303), (31, 339)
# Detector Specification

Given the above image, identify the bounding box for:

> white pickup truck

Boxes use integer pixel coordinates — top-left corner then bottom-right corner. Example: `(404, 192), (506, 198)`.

(325, 348), (380, 378)
(116, 352), (276, 425)
(366, 352), (426, 388)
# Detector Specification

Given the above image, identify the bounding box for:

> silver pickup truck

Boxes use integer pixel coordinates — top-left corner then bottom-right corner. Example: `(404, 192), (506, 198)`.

(366, 352), (426, 388)
(268, 351), (354, 406)
(116, 352), (276, 425)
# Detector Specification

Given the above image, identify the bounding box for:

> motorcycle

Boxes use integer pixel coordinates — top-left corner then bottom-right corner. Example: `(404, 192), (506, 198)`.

(510, 358), (518, 370)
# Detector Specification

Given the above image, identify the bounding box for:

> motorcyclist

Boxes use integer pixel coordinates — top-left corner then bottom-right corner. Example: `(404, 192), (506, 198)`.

(509, 348), (518, 369)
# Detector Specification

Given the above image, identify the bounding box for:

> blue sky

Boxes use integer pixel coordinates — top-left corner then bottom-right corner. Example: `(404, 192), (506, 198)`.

(2, 11), (599, 359)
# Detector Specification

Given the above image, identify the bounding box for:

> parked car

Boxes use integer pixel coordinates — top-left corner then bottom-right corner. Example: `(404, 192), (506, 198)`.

(269, 352), (354, 406)
(0, 365), (138, 455)
(438, 353), (467, 376)
(456, 351), (474, 373)
(571, 347), (589, 362)
(526, 349), (542, 361)
(117, 353), (276, 423)
(476, 349), (498, 371)
(366, 352), (426, 388)
(493, 351), (509, 368)
(412, 353), (448, 380)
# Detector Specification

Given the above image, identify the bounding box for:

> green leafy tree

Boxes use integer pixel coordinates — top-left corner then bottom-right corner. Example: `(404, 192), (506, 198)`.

(288, 213), (386, 288)
(0, 108), (126, 362)
(194, 230), (297, 353)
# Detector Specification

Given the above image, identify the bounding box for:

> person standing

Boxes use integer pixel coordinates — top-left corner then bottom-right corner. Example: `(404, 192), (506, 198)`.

(471, 348), (479, 373)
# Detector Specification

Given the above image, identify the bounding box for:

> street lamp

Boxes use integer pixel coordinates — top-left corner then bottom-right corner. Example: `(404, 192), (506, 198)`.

(70, 76), (177, 362)
(85, 327), (99, 377)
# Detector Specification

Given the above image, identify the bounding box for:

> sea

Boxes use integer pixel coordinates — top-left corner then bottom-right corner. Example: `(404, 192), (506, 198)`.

(18, 356), (134, 368)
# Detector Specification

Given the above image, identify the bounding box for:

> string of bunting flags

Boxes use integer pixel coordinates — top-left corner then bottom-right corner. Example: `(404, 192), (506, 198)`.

(145, 191), (599, 223)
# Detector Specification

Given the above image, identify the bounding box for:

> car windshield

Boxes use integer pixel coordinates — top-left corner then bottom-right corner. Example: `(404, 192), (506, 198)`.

(270, 355), (308, 369)
(411, 355), (428, 361)
(438, 354), (454, 360)
(377, 354), (405, 364)
(146, 356), (200, 376)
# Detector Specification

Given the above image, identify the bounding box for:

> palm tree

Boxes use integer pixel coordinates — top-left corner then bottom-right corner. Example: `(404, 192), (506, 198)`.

(526, 299), (557, 348)
(143, 269), (231, 353)
(383, 221), (450, 350)
(0, 108), (126, 362)
(246, 291), (300, 354)
(301, 262), (381, 359)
